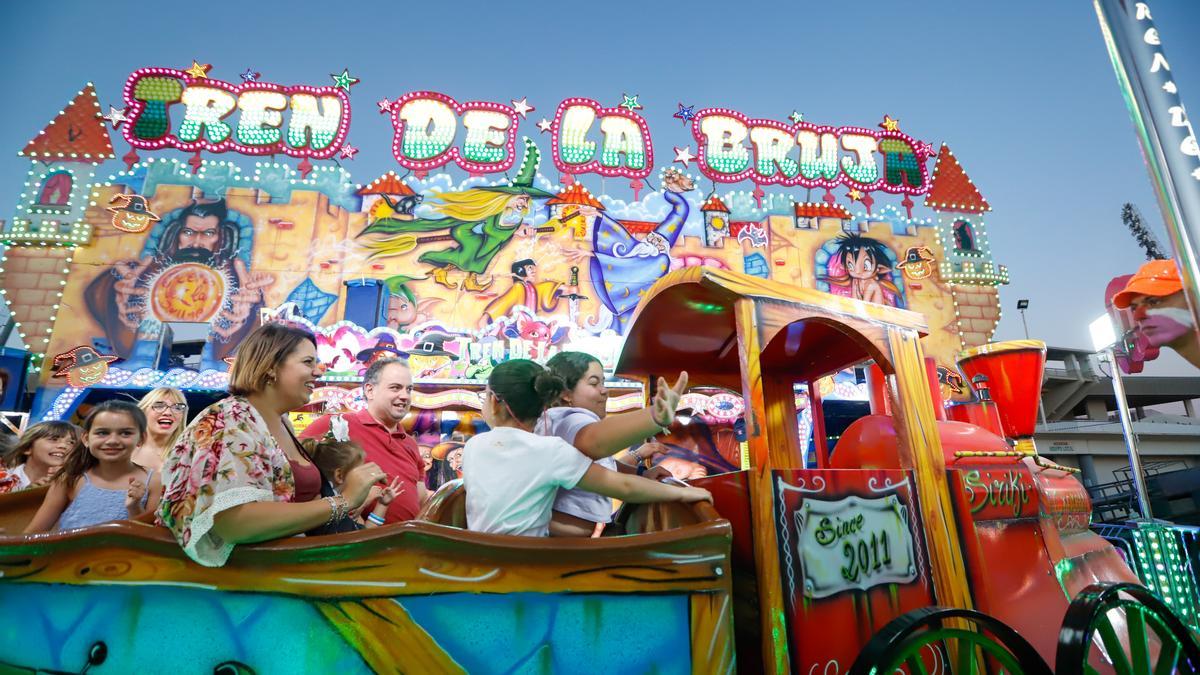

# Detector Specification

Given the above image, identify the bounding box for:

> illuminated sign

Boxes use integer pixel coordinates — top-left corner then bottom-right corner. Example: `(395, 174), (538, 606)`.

(122, 67), (352, 158)
(388, 91), (521, 174)
(550, 97), (653, 179)
(691, 108), (933, 194)
(795, 494), (917, 598)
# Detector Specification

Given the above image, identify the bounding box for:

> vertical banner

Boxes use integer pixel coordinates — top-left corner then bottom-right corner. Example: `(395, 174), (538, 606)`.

(1094, 0), (1200, 333)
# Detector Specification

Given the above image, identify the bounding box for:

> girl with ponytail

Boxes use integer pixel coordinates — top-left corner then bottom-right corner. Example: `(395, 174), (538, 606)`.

(464, 359), (710, 537)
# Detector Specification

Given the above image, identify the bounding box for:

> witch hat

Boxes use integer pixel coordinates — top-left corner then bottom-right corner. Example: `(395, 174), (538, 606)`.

(52, 346), (118, 377)
(480, 137), (554, 198)
(408, 332), (459, 360)
(356, 334), (408, 365)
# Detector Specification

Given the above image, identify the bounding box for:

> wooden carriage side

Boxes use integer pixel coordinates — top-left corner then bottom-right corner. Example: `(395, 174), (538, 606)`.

(616, 266), (974, 673)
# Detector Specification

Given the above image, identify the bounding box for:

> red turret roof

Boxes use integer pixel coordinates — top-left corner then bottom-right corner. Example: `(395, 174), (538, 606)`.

(700, 195), (730, 213)
(547, 183), (605, 209)
(619, 220), (658, 235)
(729, 221), (758, 238)
(924, 144), (990, 213)
(794, 202), (852, 220)
(20, 83), (115, 161)
(357, 171), (416, 196)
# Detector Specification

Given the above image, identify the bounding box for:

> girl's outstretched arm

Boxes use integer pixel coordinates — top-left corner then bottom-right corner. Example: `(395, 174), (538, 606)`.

(574, 463), (710, 505)
(572, 372), (688, 460)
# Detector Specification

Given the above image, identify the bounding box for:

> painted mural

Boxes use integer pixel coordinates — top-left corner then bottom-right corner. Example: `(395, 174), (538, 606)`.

(0, 74), (1007, 422)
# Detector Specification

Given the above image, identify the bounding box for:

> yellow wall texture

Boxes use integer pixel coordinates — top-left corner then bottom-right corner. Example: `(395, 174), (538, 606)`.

(37, 181), (999, 385)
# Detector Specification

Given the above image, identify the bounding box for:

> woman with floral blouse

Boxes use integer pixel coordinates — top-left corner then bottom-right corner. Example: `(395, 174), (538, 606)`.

(157, 323), (387, 567)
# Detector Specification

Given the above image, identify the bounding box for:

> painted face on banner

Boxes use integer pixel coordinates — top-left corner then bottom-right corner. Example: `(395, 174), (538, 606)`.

(1131, 291), (1196, 347)
(177, 214), (222, 252)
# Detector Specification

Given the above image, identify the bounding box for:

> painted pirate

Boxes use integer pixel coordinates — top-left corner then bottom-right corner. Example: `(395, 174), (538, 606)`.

(358, 138), (554, 292)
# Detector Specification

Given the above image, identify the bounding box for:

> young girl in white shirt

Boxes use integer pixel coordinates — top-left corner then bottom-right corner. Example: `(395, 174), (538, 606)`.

(464, 359), (711, 537)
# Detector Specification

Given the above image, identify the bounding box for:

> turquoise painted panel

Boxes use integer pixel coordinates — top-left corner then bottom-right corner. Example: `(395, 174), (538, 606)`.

(0, 583), (368, 674)
(398, 592), (692, 674)
(0, 584), (693, 674)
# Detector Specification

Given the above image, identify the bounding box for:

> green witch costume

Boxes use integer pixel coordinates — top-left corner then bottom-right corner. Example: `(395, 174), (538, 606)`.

(359, 138), (553, 292)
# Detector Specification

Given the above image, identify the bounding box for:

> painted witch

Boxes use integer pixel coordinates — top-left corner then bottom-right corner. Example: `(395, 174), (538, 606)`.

(358, 138), (554, 292)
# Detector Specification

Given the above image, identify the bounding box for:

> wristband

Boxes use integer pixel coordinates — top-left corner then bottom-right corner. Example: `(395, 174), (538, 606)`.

(636, 463), (648, 477)
(366, 512), (386, 526)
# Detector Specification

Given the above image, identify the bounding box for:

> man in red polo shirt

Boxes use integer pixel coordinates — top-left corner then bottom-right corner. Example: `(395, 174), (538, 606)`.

(301, 357), (427, 522)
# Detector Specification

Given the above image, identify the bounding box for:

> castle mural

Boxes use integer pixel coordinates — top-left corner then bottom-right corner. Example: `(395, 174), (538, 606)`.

(0, 74), (1007, 422)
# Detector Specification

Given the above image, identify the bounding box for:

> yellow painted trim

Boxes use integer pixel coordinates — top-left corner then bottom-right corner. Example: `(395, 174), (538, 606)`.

(958, 339), (1046, 361)
(886, 326), (975, 614)
(315, 598), (466, 673)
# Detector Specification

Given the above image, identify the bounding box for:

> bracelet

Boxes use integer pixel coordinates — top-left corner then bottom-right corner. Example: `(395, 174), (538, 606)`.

(324, 495), (348, 526)
(366, 512), (386, 526)
(628, 446), (642, 462)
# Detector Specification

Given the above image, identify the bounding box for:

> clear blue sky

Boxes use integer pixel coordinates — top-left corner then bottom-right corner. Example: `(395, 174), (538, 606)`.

(1, 0), (1197, 375)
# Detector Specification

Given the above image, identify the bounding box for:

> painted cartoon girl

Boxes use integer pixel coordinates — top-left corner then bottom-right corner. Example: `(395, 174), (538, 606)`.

(821, 233), (902, 307)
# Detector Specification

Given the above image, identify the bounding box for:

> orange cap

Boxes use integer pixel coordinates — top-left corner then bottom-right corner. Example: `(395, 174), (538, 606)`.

(1112, 259), (1183, 308)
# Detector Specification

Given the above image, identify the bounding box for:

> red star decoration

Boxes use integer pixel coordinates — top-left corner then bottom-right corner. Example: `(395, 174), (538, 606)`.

(822, 188), (836, 205)
(377, 98), (393, 114)
(339, 144), (359, 160)
(860, 192), (875, 214)
(297, 157), (314, 178)
(188, 151), (203, 174)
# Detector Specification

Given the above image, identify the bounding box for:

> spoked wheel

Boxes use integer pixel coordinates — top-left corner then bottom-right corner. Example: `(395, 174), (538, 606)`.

(848, 606), (1051, 675)
(1056, 582), (1200, 675)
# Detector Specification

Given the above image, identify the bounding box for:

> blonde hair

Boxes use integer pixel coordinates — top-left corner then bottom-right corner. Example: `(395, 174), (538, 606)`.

(362, 188), (529, 260)
(228, 323), (317, 397)
(432, 188), (525, 221)
(138, 387), (188, 456)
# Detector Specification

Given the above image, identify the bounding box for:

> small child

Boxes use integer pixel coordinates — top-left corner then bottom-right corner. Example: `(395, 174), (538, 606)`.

(464, 359), (711, 537)
(301, 417), (404, 529)
(1, 421), (81, 494)
(25, 401), (162, 533)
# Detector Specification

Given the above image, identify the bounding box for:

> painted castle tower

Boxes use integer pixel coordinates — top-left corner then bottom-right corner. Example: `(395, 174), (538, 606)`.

(1, 83), (115, 371)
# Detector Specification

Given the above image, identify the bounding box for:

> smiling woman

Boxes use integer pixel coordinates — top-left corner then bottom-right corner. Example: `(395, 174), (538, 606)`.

(133, 387), (188, 473)
(157, 323), (388, 566)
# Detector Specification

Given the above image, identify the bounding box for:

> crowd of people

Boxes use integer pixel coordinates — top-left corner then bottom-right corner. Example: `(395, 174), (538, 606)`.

(0, 322), (711, 568)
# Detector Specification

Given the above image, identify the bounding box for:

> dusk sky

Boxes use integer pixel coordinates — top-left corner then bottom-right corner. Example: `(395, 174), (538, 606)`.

(1, 1), (1198, 376)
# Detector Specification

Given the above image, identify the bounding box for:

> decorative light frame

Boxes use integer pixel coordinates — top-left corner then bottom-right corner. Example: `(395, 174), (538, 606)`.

(690, 107), (934, 194)
(121, 67), (352, 159)
(549, 97), (654, 180)
(388, 91), (520, 174)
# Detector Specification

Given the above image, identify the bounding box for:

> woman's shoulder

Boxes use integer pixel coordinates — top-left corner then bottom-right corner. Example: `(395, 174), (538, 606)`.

(176, 396), (263, 447)
(190, 396), (259, 426)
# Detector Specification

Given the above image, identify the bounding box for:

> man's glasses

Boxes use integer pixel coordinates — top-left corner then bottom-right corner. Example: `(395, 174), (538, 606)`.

(149, 402), (187, 413)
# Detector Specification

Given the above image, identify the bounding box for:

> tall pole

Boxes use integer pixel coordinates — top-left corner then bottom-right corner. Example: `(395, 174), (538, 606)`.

(1020, 308), (1030, 340)
(1103, 347), (1154, 519)
(1093, 1), (1200, 340)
